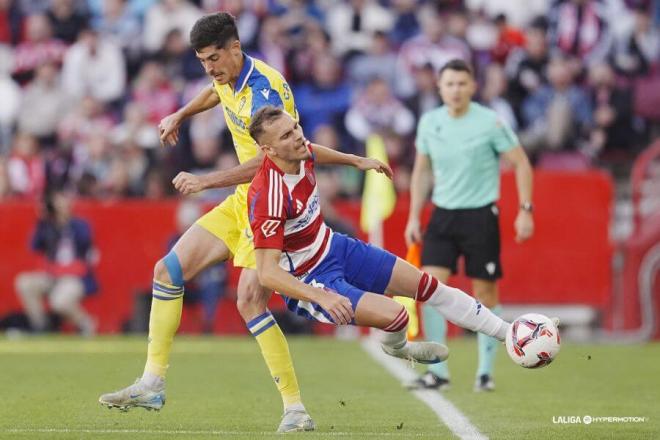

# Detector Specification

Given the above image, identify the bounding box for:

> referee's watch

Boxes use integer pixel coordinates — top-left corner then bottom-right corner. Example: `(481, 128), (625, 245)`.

(520, 202), (533, 213)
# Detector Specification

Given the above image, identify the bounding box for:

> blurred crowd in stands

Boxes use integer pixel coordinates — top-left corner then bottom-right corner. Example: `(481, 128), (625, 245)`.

(0, 0), (658, 202)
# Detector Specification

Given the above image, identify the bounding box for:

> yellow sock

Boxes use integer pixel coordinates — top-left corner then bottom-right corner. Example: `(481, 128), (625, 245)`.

(247, 311), (301, 407)
(144, 280), (184, 378)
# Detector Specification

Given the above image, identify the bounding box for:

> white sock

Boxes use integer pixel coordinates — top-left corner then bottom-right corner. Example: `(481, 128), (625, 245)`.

(285, 402), (306, 412)
(141, 370), (165, 389)
(380, 326), (408, 350)
(426, 284), (509, 341)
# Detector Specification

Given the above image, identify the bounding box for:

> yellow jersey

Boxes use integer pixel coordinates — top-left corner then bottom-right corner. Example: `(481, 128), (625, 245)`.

(213, 54), (298, 201)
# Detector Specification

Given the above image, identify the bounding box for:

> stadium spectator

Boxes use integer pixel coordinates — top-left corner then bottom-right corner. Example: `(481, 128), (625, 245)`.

(520, 54), (593, 156)
(0, 0), (24, 45)
(289, 22), (331, 84)
(110, 102), (160, 151)
(490, 13), (526, 64)
(585, 62), (639, 158)
(91, 0), (142, 60)
(61, 27), (126, 105)
(14, 189), (97, 335)
(505, 18), (550, 121)
(12, 14), (67, 84)
(395, 5), (470, 97)
(547, 0), (614, 68)
(254, 15), (290, 76)
(142, 0), (202, 54)
(203, 0), (259, 51)
(295, 53), (352, 140)
(130, 60), (178, 125)
(0, 45), (21, 154)
(404, 63), (441, 121)
(347, 31), (398, 91)
(72, 132), (113, 197)
(325, 0), (394, 59)
(0, 0), (655, 201)
(388, 0), (419, 46)
(46, 0), (89, 44)
(345, 76), (415, 143)
(466, 0), (548, 28)
(610, 4), (660, 77)
(87, 0), (155, 22)
(7, 132), (45, 197)
(17, 62), (72, 148)
(481, 63), (518, 130)
(155, 28), (205, 83)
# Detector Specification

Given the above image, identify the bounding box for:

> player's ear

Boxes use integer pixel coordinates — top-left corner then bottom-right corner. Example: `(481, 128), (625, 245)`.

(229, 39), (241, 55)
(468, 76), (477, 95)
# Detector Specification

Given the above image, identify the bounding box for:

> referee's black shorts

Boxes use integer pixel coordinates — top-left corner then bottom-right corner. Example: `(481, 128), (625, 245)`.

(421, 203), (502, 281)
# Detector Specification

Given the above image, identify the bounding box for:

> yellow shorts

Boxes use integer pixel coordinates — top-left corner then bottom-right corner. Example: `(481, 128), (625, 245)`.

(195, 192), (255, 269)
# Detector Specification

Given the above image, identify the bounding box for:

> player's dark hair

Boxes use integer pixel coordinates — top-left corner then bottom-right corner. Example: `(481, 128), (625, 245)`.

(190, 12), (240, 51)
(249, 106), (285, 144)
(439, 59), (474, 78)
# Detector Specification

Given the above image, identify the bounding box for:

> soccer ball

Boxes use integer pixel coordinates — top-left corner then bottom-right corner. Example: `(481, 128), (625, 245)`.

(505, 313), (560, 368)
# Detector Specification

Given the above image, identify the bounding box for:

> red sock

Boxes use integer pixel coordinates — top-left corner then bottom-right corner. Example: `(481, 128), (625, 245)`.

(416, 272), (439, 303)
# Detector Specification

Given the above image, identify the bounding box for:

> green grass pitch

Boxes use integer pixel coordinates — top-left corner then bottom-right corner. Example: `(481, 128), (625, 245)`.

(0, 336), (658, 439)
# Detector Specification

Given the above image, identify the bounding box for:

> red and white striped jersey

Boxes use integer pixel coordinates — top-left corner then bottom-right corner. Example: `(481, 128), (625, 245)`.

(248, 147), (332, 276)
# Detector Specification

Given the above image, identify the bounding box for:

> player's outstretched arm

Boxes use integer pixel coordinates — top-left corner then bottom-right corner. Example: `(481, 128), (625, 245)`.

(311, 143), (393, 178)
(172, 152), (264, 195)
(159, 84), (220, 147)
(255, 248), (354, 324)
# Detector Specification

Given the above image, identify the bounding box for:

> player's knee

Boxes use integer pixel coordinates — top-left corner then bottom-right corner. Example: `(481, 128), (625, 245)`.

(154, 251), (185, 287)
(236, 285), (269, 319)
(382, 306), (409, 332)
(153, 259), (171, 284)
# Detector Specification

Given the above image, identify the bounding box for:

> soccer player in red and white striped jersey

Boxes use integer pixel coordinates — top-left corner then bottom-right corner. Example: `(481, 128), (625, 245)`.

(247, 106), (512, 364)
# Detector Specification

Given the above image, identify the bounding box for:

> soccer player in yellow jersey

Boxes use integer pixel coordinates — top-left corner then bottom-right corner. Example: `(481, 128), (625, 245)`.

(99, 13), (315, 432)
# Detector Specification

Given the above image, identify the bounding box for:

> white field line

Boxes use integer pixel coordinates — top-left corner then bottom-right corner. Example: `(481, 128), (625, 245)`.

(3, 428), (429, 437)
(361, 338), (488, 440)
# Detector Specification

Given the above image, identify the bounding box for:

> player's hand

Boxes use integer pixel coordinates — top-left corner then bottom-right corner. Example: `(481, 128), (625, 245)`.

(514, 211), (534, 243)
(159, 112), (183, 147)
(404, 218), (422, 246)
(317, 288), (353, 325)
(172, 172), (207, 195)
(356, 157), (393, 179)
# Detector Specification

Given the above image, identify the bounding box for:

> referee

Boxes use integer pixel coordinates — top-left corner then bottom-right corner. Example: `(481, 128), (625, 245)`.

(405, 59), (534, 392)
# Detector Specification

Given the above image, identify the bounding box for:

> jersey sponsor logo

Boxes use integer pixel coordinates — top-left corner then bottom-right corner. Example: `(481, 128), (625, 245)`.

(238, 97), (247, 113)
(292, 193), (319, 230)
(261, 219), (281, 238)
(260, 88), (270, 100)
(295, 199), (304, 213)
(224, 105), (247, 130)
